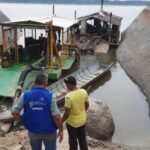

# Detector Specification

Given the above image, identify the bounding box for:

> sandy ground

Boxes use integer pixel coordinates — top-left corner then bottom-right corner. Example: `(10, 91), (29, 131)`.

(117, 7), (150, 107)
(0, 129), (150, 150)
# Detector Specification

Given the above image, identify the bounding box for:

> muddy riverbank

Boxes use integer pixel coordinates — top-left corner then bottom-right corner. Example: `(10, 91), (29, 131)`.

(117, 7), (150, 107)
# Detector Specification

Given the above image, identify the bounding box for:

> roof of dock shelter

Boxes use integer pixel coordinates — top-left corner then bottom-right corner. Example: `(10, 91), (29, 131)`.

(0, 10), (10, 22)
(78, 11), (122, 26)
(0, 15), (78, 29)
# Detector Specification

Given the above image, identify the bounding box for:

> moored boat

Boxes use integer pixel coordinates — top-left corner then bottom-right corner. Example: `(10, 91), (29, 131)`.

(47, 62), (113, 104)
(0, 16), (79, 98)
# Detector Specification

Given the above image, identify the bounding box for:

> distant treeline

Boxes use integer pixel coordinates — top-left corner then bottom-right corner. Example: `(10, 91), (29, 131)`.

(0, 0), (149, 6)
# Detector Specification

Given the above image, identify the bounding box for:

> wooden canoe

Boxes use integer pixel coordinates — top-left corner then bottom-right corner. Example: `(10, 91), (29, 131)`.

(47, 62), (113, 104)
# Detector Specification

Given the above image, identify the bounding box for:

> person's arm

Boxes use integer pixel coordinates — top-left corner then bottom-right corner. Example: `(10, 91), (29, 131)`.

(84, 90), (89, 111)
(50, 94), (63, 143)
(11, 111), (22, 121)
(53, 115), (63, 143)
(85, 101), (89, 111)
(11, 94), (24, 121)
(62, 107), (71, 123)
(62, 96), (71, 123)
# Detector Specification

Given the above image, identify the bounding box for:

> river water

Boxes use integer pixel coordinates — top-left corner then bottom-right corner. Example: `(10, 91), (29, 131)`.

(0, 3), (150, 147)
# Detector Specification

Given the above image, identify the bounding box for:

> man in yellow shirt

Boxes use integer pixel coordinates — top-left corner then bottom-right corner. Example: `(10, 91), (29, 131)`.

(62, 76), (89, 150)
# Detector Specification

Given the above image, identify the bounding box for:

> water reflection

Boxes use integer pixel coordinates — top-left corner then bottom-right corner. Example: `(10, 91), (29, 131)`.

(88, 71), (111, 94)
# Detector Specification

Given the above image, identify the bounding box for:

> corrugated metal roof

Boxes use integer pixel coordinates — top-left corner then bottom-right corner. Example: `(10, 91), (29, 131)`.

(3, 16), (78, 29)
(0, 10), (10, 22)
(78, 11), (122, 26)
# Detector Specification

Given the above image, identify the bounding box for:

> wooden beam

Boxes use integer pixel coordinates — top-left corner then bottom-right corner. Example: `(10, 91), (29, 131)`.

(32, 28), (34, 38)
(50, 21), (54, 71)
(24, 28), (26, 47)
(35, 29), (36, 39)
(2, 26), (6, 52)
(53, 35), (62, 69)
(61, 29), (64, 67)
(14, 27), (19, 63)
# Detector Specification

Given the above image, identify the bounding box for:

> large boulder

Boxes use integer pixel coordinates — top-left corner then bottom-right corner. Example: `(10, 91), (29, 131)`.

(117, 8), (150, 105)
(86, 99), (115, 140)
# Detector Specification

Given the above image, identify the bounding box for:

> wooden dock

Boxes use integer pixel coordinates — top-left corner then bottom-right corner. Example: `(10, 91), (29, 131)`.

(94, 41), (110, 54)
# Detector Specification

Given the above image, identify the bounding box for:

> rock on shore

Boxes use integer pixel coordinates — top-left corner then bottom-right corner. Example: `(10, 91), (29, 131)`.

(0, 99), (149, 150)
(117, 7), (150, 105)
(86, 100), (115, 140)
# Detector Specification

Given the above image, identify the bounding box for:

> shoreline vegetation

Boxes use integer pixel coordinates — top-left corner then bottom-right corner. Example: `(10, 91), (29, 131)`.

(0, 1), (149, 6)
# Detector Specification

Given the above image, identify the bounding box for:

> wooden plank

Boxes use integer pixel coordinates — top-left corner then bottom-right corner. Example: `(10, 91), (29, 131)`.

(94, 69), (103, 75)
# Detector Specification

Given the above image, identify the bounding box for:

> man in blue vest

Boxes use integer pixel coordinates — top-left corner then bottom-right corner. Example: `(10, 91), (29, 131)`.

(11, 73), (63, 150)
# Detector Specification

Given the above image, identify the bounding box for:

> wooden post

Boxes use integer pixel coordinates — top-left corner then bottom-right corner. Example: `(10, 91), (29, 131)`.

(66, 28), (69, 53)
(14, 27), (19, 63)
(109, 12), (112, 43)
(74, 10), (77, 19)
(32, 28), (34, 38)
(61, 28), (64, 67)
(71, 28), (73, 46)
(53, 37), (62, 69)
(35, 29), (36, 39)
(24, 28), (26, 47)
(53, 4), (55, 16)
(46, 26), (49, 67)
(101, 0), (103, 12)
(49, 22), (53, 71)
(2, 26), (6, 52)
(67, 29), (69, 45)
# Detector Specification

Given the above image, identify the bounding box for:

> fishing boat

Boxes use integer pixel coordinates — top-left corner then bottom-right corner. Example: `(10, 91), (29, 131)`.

(0, 16), (79, 98)
(47, 62), (113, 104)
(0, 62), (113, 123)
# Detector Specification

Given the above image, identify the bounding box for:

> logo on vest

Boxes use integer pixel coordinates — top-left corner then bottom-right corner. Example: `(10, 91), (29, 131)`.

(29, 97), (47, 111)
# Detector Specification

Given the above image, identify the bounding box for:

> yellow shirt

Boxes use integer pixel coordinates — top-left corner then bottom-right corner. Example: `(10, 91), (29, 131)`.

(65, 89), (88, 128)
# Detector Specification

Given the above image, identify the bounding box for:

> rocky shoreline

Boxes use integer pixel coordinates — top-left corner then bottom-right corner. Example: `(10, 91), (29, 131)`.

(0, 99), (150, 150)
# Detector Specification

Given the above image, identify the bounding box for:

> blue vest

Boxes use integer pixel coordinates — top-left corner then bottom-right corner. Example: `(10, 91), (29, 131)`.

(22, 87), (57, 134)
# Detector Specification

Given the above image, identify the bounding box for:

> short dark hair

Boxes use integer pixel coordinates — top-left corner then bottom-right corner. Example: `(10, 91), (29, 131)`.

(35, 73), (48, 85)
(64, 76), (76, 85)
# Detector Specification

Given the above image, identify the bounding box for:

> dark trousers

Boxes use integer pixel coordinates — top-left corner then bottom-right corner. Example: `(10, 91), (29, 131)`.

(66, 123), (88, 150)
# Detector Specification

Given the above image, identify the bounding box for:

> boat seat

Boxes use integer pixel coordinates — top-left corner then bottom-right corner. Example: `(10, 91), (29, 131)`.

(93, 69), (103, 75)
(54, 91), (62, 97)
(75, 76), (88, 83)
(79, 73), (95, 80)
(86, 73), (97, 78)
(76, 81), (86, 86)
(57, 89), (67, 94)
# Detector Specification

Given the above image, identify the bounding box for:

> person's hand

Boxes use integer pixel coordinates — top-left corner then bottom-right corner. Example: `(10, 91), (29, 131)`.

(57, 130), (63, 143)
